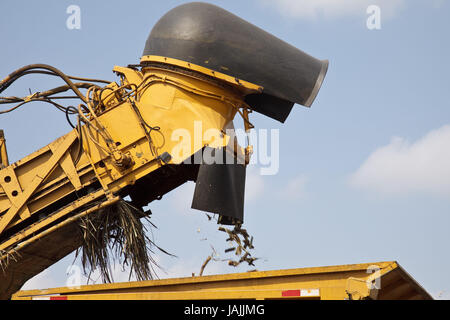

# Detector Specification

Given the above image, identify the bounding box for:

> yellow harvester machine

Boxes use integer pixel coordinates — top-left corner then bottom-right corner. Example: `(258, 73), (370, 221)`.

(0, 3), (431, 300)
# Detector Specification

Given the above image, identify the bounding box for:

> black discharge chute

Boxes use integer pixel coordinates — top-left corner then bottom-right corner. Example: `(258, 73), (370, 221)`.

(143, 1), (328, 123)
(139, 2), (328, 224)
(191, 147), (246, 225)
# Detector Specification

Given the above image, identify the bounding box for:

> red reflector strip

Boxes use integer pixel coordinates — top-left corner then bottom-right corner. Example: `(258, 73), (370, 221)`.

(49, 296), (68, 300)
(282, 290), (301, 297)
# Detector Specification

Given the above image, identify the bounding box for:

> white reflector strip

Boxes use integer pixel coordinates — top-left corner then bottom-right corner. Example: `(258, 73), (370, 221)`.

(32, 295), (67, 300)
(281, 288), (320, 298)
(32, 296), (50, 300)
(300, 289), (320, 297)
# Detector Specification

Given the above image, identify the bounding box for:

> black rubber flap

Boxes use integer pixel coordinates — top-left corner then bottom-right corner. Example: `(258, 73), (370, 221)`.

(143, 2), (328, 123)
(191, 147), (246, 225)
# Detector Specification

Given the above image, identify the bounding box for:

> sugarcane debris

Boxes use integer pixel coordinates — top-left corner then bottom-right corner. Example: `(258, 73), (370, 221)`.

(196, 222), (259, 277)
(199, 255), (212, 276)
(75, 199), (174, 283)
(218, 223), (258, 268)
(224, 247), (236, 253)
(0, 249), (20, 273)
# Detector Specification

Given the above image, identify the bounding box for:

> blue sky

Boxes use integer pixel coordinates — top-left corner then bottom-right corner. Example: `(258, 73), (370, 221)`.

(1, 0), (450, 299)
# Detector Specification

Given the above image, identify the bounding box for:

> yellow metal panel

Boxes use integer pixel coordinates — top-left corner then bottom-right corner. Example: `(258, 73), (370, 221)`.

(0, 132), (78, 233)
(0, 189), (107, 252)
(11, 261), (433, 300)
(54, 146), (82, 191)
(0, 166), (30, 219)
(140, 55), (263, 94)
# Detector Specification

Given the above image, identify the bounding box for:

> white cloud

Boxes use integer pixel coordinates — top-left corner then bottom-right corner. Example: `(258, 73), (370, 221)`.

(350, 125), (450, 196)
(262, 0), (405, 20)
